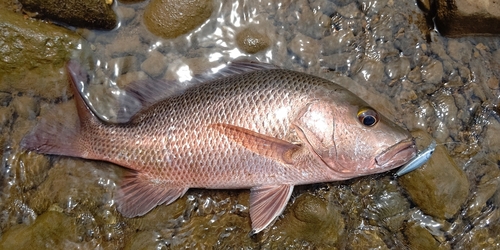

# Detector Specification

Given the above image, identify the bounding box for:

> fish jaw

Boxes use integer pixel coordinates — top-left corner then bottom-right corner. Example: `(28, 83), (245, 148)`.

(374, 138), (416, 170)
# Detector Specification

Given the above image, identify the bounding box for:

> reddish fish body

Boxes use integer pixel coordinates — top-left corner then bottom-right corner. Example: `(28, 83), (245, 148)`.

(22, 61), (416, 233)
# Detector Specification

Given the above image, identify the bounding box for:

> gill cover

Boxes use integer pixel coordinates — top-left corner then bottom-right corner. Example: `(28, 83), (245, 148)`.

(293, 101), (337, 168)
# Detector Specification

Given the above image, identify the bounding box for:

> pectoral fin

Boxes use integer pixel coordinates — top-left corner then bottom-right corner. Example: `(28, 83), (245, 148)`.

(250, 184), (294, 234)
(209, 123), (300, 164)
(116, 171), (188, 217)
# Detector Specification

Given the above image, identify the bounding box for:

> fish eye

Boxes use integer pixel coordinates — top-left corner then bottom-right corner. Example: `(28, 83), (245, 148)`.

(357, 108), (379, 127)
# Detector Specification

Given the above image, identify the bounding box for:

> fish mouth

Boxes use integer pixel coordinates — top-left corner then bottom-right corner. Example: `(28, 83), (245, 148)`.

(375, 138), (417, 169)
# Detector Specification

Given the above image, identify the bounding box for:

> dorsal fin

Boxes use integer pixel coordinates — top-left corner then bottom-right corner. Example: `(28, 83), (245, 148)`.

(189, 59), (279, 84)
(119, 59), (278, 122)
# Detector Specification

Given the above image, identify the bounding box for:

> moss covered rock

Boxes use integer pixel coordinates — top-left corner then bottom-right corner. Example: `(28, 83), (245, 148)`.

(19, 0), (117, 30)
(0, 9), (82, 99)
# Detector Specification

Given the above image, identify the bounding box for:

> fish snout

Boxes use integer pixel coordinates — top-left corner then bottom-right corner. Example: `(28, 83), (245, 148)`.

(375, 138), (417, 169)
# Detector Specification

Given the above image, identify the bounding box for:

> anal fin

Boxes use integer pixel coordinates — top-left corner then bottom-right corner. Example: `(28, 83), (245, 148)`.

(250, 184), (294, 234)
(209, 123), (300, 164)
(117, 170), (188, 217)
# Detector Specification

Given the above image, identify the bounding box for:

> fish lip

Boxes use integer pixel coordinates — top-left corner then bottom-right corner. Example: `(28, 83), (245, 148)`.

(375, 138), (417, 168)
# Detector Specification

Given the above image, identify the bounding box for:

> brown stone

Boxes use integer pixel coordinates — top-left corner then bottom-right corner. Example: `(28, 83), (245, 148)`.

(399, 130), (470, 219)
(435, 0), (500, 36)
(143, 0), (213, 39)
(236, 26), (271, 54)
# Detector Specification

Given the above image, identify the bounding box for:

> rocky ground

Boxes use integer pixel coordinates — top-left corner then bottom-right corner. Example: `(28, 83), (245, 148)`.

(1, 0), (500, 249)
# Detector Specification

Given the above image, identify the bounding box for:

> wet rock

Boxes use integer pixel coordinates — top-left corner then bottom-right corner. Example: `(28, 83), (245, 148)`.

(236, 26), (271, 54)
(0, 9), (81, 99)
(435, 0), (500, 36)
(0, 93), (12, 107)
(27, 154), (118, 215)
(321, 29), (355, 55)
(274, 193), (344, 246)
(421, 59), (444, 85)
(19, 0), (117, 30)
(403, 221), (448, 250)
(484, 117), (500, 151)
(355, 59), (385, 84)
(288, 32), (321, 68)
(117, 6), (137, 25)
(363, 181), (410, 233)
(347, 227), (389, 249)
(487, 76), (499, 90)
(399, 130), (470, 220)
(447, 39), (472, 63)
(295, 0), (331, 39)
(141, 50), (168, 78)
(385, 57), (411, 80)
(0, 211), (78, 249)
(459, 224), (500, 249)
(108, 56), (139, 76)
(123, 230), (165, 250)
(464, 162), (500, 219)
(407, 66), (423, 84)
(10, 96), (39, 120)
(105, 33), (145, 58)
(143, 0), (213, 39)
(0, 106), (14, 128)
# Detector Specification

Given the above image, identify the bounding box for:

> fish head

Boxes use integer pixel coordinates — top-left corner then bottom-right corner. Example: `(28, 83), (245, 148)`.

(294, 89), (416, 179)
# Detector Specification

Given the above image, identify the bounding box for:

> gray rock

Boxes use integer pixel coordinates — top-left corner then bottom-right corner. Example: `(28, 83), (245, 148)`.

(141, 50), (168, 78)
(385, 56), (411, 80)
(421, 59), (444, 85)
(289, 33), (321, 68)
(447, 40), (472, 63)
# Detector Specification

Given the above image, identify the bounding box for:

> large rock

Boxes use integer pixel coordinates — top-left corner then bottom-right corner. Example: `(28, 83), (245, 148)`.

(19, 0), (117, 30)
(143, 0), (213, 39)
(0, 9), (82, 99)
(0, 211), (78, 249)
(435, 0), (500, 36)
(398, 130), (470, 219)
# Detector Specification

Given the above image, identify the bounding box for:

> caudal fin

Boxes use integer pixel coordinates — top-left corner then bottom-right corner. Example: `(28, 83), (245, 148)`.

(20, 112), (82, 157)
(21, 60), (98, 158)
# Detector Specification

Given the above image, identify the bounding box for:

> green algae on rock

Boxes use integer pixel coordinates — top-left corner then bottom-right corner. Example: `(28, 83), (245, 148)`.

(18, 0), (117, 30)
(399, 130), (470, 220)
(143, 0), (213, 39)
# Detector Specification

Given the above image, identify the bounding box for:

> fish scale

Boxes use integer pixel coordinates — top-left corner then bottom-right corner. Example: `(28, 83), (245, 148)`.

(21, 60), (416, 233)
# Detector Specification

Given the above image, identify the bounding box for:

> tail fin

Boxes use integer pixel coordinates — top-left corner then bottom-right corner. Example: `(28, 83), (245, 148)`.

(21, 60), (98, 158)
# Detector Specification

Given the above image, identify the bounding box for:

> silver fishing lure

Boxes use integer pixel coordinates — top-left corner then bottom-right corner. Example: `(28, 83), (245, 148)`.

(395, 139), (437, 176)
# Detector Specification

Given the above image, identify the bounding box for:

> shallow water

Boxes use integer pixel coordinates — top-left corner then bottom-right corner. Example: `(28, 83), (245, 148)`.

(1, 0), (500, 248)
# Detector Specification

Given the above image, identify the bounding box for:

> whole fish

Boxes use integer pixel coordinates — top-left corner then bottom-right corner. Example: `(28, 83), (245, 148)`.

(22, 60), (417, 233)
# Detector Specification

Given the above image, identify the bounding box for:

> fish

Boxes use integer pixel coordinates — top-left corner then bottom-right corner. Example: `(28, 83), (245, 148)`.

(395, 139), (436, 176)
(21, 60), (417, 233)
